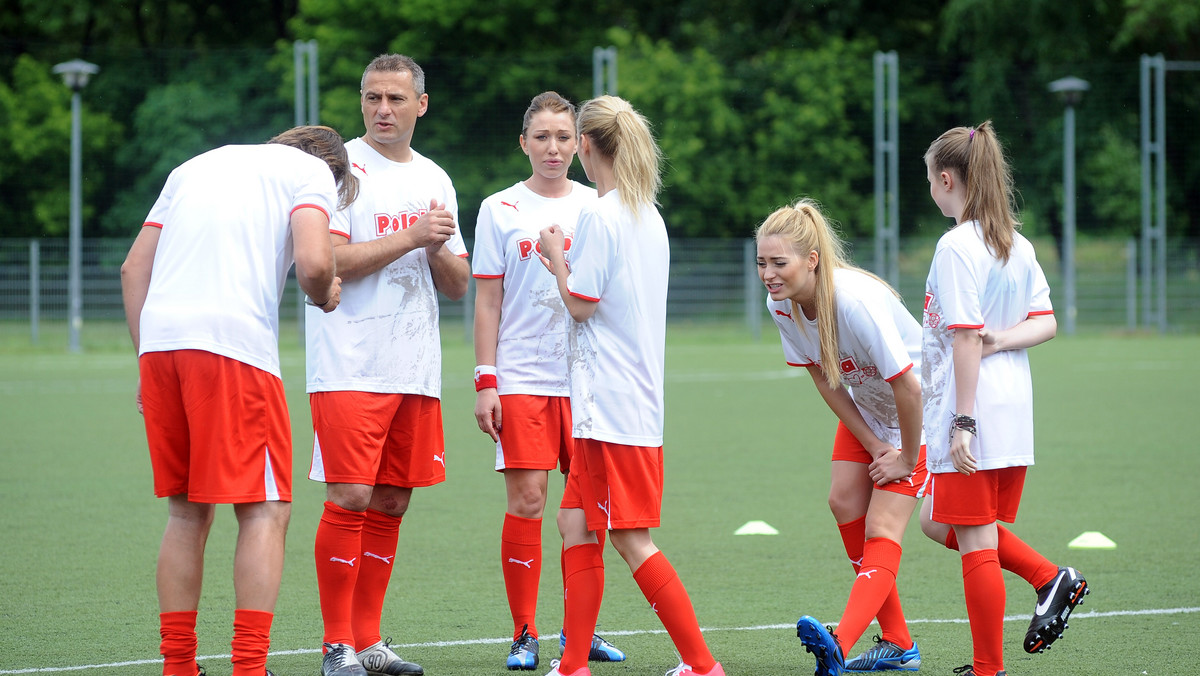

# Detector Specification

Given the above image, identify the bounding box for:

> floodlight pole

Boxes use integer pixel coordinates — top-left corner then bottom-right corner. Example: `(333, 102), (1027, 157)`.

(1049, 76), (1089, 336)
(53, 59), (99, 353)
(873, 51), (899, 288)
(593, 46), (617, 97)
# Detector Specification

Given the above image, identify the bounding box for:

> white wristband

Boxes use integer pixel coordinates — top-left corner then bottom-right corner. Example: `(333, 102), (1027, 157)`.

(474, 365), (498, 379)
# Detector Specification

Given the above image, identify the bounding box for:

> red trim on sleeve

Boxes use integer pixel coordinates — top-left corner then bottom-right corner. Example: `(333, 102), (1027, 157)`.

(473, 274), (504, 279)
(291, 203), (331, 220)
(329, 228), (350, 239)
(568, 290), (600, 302)
(1027, 310), (1054, 317)
(946, 323), (985, 330)
(884, 362), (914, 382)
(787, 360), (814, 368)
(458, 252), (470, 258)
(143, 222), (163, 229)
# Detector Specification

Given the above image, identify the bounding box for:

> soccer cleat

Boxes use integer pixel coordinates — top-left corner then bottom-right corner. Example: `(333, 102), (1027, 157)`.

(357, 638), (424, 675)
(665, 661), (727, 676)
(796, 615), (845, 676)
(322, 643), (367, 676)
(952, 666), (1007, 676)
(543, 658), (592, 676)
(508, 624), (540, 670)
(843, 635), (920, 672)
(1024, 566), (1089, 654)
(558, 629), (626, 662)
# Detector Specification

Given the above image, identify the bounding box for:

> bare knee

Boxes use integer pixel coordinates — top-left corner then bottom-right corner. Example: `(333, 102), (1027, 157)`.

(369, 485), (412, 517)
(326, 483), (374, 512)
(608, 529), (658, 571)
(505, 470), (549, 518)
(920, 507), (950, 546)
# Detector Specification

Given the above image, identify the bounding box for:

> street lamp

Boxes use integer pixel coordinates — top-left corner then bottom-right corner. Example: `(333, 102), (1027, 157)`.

(52, 59), (99, 353)
(1048, 75), (1089, 336)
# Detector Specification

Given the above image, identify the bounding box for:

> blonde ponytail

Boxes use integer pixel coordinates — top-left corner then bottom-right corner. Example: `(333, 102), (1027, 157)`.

(577, 95), (663, 213)
(755, 199), (896, 389)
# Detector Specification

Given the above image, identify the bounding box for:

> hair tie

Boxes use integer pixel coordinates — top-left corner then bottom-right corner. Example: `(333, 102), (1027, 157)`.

(969, 129), (976, 140)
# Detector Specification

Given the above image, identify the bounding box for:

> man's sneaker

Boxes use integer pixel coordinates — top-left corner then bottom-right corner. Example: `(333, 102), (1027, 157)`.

(322, 643), (367, 676)
(1024, 566), (1089, 653)
(843, 636), (920, 672)
(558, 630), (626, 662)
(543, 659), (592, 676)
(796, 615), (845, 676)
(952, 665), (1007, 676)
(508, 624), (540, 670)
(357, 638), (424, 675)
(666, 661), (727, 675)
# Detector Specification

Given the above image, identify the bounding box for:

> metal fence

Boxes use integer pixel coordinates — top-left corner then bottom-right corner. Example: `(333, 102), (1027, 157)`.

(2, 237), (1198, 347)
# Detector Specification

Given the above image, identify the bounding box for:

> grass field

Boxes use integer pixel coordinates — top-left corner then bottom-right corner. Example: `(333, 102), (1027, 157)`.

(1, 322), (1198, 675)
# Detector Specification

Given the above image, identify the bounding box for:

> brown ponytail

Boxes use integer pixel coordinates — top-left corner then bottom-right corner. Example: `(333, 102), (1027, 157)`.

(924, 120), (1019, 261)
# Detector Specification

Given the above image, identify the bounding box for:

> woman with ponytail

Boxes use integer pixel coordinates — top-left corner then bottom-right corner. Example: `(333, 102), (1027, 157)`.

(471, 91), (623, 671)
(921, 121), (1088, 676)
(755, 199), (925, 676)
(537, 96), (723, 676)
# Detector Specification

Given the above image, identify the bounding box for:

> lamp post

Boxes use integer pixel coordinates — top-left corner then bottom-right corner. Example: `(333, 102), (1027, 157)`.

(1048, 76), (1089, 336)
(52, 59), (99, 353)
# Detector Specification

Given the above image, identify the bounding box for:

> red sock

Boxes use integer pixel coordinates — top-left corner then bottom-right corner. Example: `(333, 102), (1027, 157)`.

(230, 609), (273, 676)
(502, 513), (542, 639)
(945, 526), (1058, 590)
(837, 538), (909, 654)
(837, 520), (911, 653)
(560, 543), (604, 673)
(353, 509), (402, 649)
(560, 531), (606, 631)
(314, 501), (364, 646)
(961, 549), (1005, 676)
(160, 610), (198, 676)
(997, 526), (1058, 589)
(633, 551), (715, 672)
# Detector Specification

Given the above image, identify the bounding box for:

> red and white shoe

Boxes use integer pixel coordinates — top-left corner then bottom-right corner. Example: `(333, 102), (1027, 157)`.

(666, 661), (726, 676)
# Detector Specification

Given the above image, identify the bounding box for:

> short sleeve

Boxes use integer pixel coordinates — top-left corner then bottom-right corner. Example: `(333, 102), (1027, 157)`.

(843, 293), (912, 381)
(1028, 258), (1053, 317)
(143, 167), (180, 227)
(564, 207), (616, 302)
(933, 244), (985, 330)
(472, 202), (504, 278)
(291, 155), (338, 223)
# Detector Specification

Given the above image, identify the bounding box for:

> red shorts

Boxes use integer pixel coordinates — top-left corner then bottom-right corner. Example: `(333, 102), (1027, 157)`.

(929, 466), (1027, 526)
(831, 422), (929, 497)
(139, 350), (292, 503)
(309, 391), (446, 488)
(561, 438), (663, 531)
(494, 395), (573, 473)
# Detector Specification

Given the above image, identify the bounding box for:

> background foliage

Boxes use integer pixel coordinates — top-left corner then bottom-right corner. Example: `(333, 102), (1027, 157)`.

(1, 0), (1197, 247)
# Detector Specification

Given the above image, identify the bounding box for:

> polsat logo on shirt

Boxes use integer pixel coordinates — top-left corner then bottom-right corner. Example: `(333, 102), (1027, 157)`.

(375, 209), (426, 237)
(516, 236), (573, 261)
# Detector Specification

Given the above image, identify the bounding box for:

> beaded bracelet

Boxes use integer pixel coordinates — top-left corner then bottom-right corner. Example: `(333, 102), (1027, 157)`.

(952, 414), (977, 437)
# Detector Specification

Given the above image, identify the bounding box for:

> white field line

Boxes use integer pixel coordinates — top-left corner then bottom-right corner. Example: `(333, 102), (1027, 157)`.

(2, 606), (1196, 674)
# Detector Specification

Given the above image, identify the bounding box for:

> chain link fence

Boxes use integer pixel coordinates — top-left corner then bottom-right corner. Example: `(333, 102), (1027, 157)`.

(3, 236), (1197, 349)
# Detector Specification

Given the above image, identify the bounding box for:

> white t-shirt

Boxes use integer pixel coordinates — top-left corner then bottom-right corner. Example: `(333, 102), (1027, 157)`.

(472, 180), (597, 396)
(769, 268), (924, 449)
(922, 221), (1053, 473)
(139, 143), (338, 378)
(565, 191), (669, 447)
(305, 138), (467, 397)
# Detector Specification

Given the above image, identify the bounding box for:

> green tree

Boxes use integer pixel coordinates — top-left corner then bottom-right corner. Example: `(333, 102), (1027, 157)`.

(0, 54), (120, 238)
